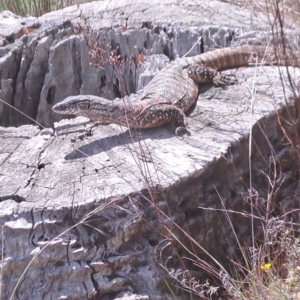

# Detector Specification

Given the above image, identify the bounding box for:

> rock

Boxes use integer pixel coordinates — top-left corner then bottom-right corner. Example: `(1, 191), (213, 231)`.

(0, 1), (300, 299)
(3, 0), (298, 128)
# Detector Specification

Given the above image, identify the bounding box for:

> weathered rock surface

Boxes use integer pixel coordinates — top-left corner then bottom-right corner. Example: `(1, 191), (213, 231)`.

(3, 0), (300, 129)
(0, 1), (300, 299)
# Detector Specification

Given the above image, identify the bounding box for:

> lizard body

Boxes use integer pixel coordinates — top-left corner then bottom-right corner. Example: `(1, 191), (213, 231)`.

(53, 45), (299, 132)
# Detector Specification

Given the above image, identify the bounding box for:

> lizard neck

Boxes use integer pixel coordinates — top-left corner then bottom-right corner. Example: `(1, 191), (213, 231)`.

(87, 97), (137, 127)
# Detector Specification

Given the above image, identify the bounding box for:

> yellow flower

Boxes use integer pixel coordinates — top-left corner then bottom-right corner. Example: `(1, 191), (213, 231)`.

(260, 263), (272, 270)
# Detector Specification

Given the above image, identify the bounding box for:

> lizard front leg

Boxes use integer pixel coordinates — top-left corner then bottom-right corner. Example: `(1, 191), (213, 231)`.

(136, 103), (188, 135)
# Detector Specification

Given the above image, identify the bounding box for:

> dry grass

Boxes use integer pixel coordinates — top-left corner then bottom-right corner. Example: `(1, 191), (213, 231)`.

(0, 0), (96, 17)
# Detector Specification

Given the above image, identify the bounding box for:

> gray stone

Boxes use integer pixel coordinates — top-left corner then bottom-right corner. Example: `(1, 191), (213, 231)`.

(0, 1), (300, 299)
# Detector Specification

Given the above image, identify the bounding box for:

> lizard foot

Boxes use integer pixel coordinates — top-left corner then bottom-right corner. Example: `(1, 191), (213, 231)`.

(212, 72), (237, 86)
(175, 126), (190, 137)
(171, 114), (189, 137)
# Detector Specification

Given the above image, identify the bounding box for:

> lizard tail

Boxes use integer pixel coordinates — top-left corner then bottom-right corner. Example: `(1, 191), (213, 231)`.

(199, 45), (300, 70)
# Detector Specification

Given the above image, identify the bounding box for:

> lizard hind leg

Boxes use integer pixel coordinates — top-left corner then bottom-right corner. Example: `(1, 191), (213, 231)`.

(188, 65), (237, 86)
(137, 103), (188, 135)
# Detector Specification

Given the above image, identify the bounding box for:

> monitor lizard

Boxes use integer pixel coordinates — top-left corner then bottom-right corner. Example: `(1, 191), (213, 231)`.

(52, 45), (299, 134)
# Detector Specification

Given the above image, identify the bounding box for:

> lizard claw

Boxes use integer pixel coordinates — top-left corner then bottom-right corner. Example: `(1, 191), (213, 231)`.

(175, 126), (185, 136)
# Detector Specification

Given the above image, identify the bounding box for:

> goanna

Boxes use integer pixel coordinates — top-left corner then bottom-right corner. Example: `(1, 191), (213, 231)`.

(52, 45), (298, 134)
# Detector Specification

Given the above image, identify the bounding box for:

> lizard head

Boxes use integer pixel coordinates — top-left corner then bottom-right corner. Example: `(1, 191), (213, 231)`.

(52, 95), (124, 124)
(52, 96), (92, 116)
